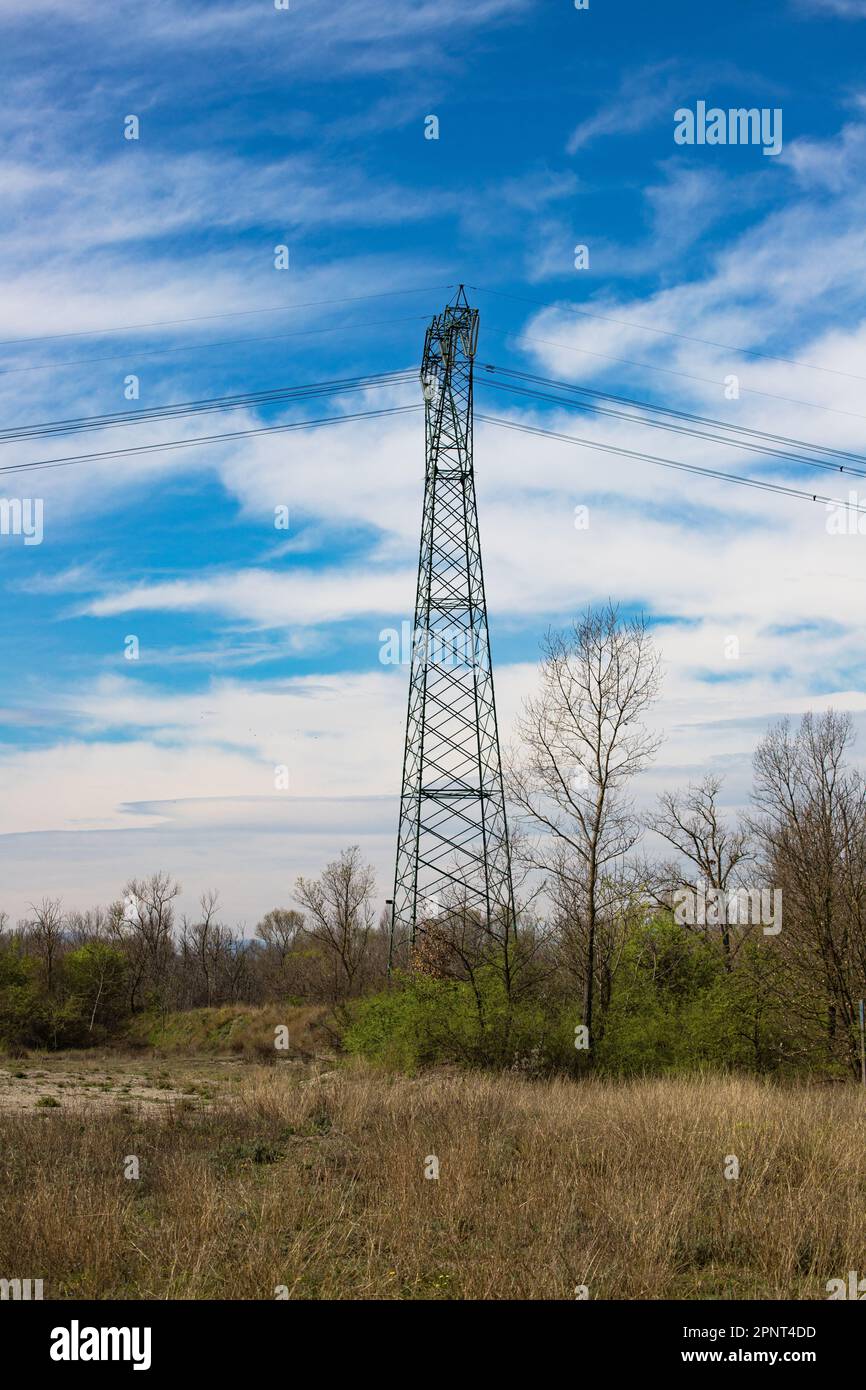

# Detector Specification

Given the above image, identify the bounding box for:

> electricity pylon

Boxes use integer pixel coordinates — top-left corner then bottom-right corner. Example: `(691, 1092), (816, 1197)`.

(390, 286), (515, 966)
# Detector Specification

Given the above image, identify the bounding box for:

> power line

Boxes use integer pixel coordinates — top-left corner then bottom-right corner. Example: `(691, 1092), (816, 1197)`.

(0, 284), (454, 350)
(3, 341), (861, 514)
(0, 368), (416, 444)
(476, 412), (866, 513)
(7, 353), (865, 501)
(484, 363), (866, 463)
(6, 390), (856, 515)
(0, 404), (423, 478)
(478, 365), (866, 481)
(471, 284), (866, 385)
(12, 356), (863, 479)
(485, 324), (866, 428)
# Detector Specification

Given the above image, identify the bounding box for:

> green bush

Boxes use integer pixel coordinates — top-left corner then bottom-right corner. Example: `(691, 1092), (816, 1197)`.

(344, 919), (807, 1079)
(0, 938), (131, 1051)
(344, 969), (579, 1073)
(61, 943), (130, 1040)
(0, 942), (50, 1050)
(592, 917), (794, 1076)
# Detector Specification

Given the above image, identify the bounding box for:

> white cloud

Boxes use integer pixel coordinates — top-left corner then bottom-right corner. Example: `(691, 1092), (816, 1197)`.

(80, 566), (416, 628)
(566, 63), (681, 153)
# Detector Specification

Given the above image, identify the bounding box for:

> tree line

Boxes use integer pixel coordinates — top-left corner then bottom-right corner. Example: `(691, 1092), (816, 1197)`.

(3, 601), (866, 1075)
(0, 849), (390, 1049)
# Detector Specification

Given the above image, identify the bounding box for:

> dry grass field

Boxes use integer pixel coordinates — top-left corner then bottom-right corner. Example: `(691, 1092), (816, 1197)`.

(1, 1048), (865, 1300)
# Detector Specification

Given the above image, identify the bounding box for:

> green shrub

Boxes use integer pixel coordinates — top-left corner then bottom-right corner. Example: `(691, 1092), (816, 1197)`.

(0, 942), (51, 1050)
(592, 917), (795, 1076)
(344, 969), (579, 1073)
(62, 943), (130, 1038)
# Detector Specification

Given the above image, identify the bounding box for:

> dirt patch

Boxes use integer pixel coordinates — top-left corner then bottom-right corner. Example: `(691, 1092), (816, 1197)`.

(0, 1057), (237, 1112)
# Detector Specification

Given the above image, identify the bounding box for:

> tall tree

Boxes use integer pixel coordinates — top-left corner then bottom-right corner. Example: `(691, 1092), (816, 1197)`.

(255, 908), (306, 997)
(113, 872), (180, 1011)
(751, 711), (866, 1073)
(180, 890), (224, 1007)
(23, 898), (65, 994)
(509, 603), (661, 1043)
(295, 847), (376, 1004)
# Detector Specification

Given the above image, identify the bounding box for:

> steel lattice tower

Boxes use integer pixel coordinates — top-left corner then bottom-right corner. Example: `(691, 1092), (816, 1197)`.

(391, 286), (515, 963)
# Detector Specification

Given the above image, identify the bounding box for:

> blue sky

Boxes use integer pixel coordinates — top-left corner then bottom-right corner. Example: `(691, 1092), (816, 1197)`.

(2, 0), (866, 923)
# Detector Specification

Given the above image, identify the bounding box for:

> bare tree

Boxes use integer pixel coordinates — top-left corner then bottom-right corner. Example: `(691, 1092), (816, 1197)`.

(751, 711), (866, 1073)
(114, 872), (180, 1011)
(65, 906), (111, 947)
(295, 847), (376, 1004)
(649, 774), (752, 963)
(218, 925), (251, 1004)
(180, 890), (223, 1007)
(23, 897), (65, 994)
(255, 908), (306, 997)
(509, 603), (661, 1042)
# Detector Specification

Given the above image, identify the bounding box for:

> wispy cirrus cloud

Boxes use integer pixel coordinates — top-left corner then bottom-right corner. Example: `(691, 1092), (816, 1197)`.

(566, 61), (681, 153)
(0, 0), (531, 84)
(792, 0), (866, 16)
